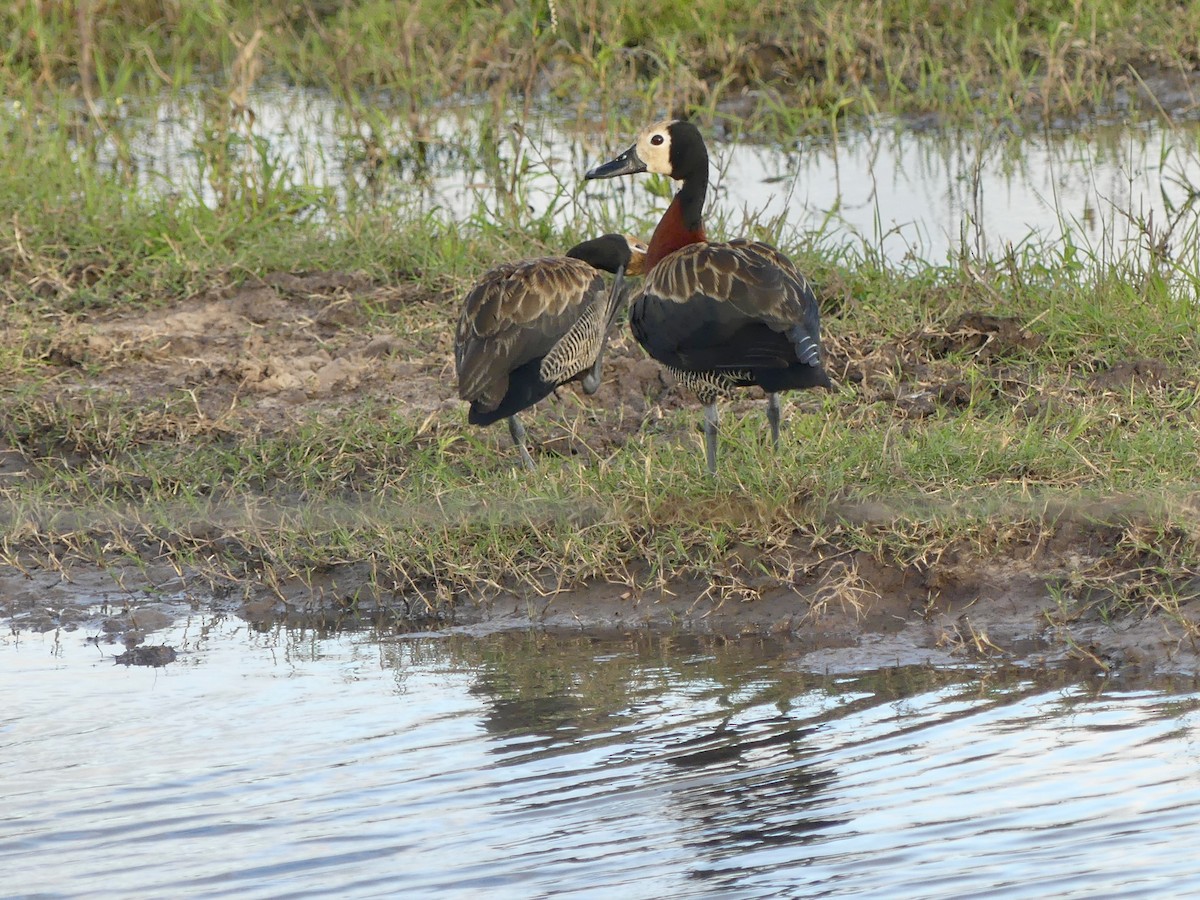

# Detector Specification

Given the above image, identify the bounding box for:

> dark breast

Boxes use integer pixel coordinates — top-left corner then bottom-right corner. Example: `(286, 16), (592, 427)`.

(629, 240), (828, 390)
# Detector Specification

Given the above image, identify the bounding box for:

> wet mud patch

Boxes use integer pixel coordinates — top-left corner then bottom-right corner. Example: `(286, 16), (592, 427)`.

(0, 561), (204, 667)
(1086, 358), (1176, 392)
(2, 512), (1198, 676)
(921, 312), (1044, 360)
(427, 542), (1200, 677)
(824, 310), (1050, 423)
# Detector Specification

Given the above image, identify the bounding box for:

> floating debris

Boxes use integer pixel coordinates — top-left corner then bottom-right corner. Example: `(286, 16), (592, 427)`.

(114, 645), (177, 667)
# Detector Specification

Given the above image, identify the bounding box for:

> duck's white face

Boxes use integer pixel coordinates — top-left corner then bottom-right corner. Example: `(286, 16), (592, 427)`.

(634, 120), (676, 177)
(585, 119), (689, 183)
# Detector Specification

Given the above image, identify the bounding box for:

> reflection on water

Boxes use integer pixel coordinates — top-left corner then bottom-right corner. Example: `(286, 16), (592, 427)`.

(2, 620), (1199, 898)
(13, 86), (1200, 266)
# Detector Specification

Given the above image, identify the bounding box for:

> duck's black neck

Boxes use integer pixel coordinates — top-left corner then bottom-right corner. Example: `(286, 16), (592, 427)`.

(666, 120), (709, 233)
(676, 170), (707, 234)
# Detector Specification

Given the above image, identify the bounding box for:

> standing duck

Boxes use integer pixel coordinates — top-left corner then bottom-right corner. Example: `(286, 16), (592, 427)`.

(585, 120), (832, 474)
(455, 233), (647, 470)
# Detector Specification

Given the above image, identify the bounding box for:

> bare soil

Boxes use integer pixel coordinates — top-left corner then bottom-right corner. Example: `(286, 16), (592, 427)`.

(3, 275), (1198, 675)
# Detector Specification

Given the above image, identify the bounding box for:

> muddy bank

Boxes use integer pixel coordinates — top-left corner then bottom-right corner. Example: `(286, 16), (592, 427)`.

(3, 273), (1198, 675)
(3, 546), (1196, 677)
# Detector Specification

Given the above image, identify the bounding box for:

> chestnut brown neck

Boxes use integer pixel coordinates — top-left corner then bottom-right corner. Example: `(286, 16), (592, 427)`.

(645, 173), (707, 271)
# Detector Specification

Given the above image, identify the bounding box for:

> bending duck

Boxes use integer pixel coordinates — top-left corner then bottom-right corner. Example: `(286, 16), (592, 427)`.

(455, 233), (646, 470)
(586, 120), (831, 474)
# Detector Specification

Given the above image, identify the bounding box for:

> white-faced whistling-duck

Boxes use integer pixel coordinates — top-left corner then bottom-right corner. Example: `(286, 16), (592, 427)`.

(586, 119), (832, 475)
(455, 233), (647, 470)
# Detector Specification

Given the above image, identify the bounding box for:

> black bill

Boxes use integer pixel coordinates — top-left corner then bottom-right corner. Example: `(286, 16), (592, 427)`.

(585, 143), (646, 180)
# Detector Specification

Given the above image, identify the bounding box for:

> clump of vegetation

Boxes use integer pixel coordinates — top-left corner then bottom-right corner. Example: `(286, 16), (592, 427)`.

(4, 2), (1200, 126)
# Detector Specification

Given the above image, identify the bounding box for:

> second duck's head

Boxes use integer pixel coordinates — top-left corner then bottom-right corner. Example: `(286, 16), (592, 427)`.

(565, 233), (649, 277)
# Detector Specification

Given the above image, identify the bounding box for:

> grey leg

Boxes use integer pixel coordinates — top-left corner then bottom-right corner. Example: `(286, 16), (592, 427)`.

(580, 354), (603, 394)
(702, 402), (719, 475)
(508, 416), (536, 471)
(766, 392), (782, 447)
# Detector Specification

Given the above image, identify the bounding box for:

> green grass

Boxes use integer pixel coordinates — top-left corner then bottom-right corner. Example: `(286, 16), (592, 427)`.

(4, 2), (1200, 128)
(4, 250), (1200, 622)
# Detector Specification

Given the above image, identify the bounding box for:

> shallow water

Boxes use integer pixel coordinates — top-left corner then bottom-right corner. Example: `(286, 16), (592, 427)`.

(25, 87), (1200, 267)
(4, 618), (1199, 898)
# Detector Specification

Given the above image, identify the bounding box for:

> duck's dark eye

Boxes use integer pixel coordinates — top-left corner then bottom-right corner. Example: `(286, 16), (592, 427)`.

(650, 134), (665, 146)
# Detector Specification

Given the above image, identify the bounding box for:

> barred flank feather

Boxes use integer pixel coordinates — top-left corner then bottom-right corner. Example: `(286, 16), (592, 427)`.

(669, 367), (754, 405)
(539, 296), (606, 387)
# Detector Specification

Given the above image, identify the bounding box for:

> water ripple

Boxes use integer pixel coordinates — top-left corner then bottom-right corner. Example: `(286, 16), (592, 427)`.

(2, 624), (1198, 898)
